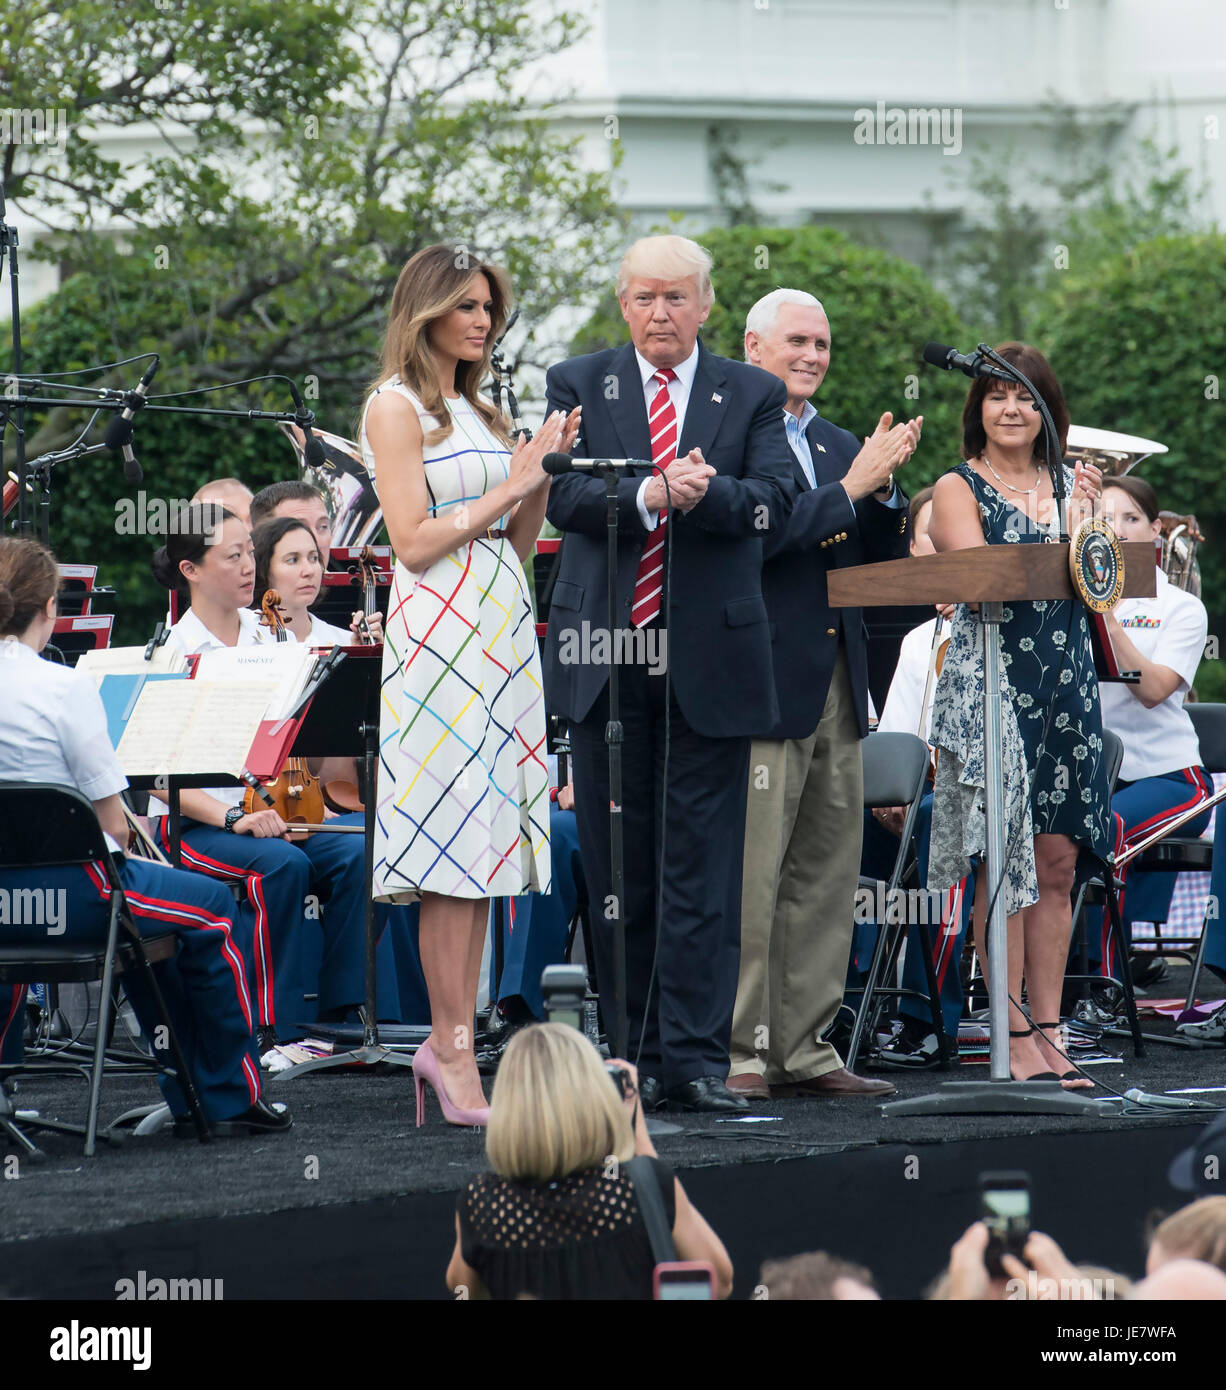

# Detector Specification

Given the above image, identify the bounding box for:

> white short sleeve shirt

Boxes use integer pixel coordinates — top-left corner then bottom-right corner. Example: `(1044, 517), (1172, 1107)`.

(0, 638), (129, 849)
(1098, 569), (1207, 781)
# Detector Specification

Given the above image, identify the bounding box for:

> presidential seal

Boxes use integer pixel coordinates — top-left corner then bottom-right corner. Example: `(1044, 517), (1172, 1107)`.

(1069, 516), (1124, 613)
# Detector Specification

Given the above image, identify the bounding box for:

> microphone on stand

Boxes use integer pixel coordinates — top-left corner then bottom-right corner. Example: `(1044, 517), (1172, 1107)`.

(922, 342), (1015, 384)
(542, 454), (652, 476)
(288, 382), (327, 470)
(104, 357), (160, 484)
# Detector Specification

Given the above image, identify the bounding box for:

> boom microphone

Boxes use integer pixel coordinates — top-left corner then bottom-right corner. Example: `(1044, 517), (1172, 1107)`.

(288, 382), (327, 470)
(104, 357), (160, 484)
(542, 454), (652, 475)
(922, 342), (1014, 383)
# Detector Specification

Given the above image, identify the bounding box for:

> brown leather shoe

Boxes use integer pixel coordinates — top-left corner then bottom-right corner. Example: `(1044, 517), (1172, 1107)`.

(726, 1072), (770, 1100)
(772, 1067), (897, 1098)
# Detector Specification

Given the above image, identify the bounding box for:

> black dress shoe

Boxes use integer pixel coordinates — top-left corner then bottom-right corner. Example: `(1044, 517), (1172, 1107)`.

(666, 1076), (749, 1113)
(638, 1075), (664, 1113)
(175, 1099), (293, 1138)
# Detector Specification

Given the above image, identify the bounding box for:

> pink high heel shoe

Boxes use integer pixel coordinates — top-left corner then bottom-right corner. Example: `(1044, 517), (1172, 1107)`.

(412, 1038), (490, 1128)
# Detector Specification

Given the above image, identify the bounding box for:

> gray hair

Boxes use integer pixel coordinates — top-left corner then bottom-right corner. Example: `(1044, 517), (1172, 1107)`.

(745, 288), (826, 341)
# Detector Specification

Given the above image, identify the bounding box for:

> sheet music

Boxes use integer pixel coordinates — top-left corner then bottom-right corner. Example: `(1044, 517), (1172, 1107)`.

(114, 678), (280, 777)
(194, 644), (317, 720)
(77, 643), (189, 682)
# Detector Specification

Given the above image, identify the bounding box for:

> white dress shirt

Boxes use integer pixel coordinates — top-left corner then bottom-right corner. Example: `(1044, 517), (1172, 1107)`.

(877, 616), (943, 746)
(634, 343), (700, 530)
(0, 638), (129, 850)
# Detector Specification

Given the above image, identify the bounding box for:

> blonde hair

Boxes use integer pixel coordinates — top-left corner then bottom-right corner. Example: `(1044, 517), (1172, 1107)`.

(617, 235), (714, 308)
(1151, 1197), (1226, 1272)
(367, 244), (512, 448)
(485, 1024), (635, 1181)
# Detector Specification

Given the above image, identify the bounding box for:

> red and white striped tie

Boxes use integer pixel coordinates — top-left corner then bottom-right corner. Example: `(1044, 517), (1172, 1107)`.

(630, 367), (678, 628)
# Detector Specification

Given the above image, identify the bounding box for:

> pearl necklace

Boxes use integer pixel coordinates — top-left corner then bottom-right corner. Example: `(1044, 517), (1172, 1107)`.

(981, 452), (1042, 496)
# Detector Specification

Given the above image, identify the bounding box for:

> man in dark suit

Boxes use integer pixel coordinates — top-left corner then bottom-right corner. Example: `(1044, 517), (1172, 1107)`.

(544, 235), (797, 1112)
(729, 288), (919, 1101)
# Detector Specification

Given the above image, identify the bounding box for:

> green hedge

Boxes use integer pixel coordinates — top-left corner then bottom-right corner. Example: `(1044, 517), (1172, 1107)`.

(1034, 233), (1226, 679)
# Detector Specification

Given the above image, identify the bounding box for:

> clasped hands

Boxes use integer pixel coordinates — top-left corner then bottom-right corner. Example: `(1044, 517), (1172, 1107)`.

(642, 448), (715, 515)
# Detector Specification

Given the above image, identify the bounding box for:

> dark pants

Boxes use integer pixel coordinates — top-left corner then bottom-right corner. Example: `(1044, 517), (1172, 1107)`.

(568, 662), (751, 1087)
(0, 859), (261, 1121)
(492, 806), (586, 1019)
(161, 817), (401, 1035)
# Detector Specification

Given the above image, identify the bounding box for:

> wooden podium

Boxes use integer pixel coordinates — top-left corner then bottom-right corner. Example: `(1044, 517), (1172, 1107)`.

(828, 542), (1155, 1116)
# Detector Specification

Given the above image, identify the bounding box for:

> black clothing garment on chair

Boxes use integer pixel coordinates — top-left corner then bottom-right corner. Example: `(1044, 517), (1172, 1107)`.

(457, 1157), (676, 1300)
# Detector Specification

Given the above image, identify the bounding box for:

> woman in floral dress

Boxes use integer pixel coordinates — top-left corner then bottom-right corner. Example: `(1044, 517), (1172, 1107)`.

(927, 342), (1109, 1087)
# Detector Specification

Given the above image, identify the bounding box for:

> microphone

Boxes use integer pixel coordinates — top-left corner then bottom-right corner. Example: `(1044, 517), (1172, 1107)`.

(922, 342), (1014, 383)
(288, 383), (327, 470)
(542, 454), (652, 476)
(104, 357), (159, 484)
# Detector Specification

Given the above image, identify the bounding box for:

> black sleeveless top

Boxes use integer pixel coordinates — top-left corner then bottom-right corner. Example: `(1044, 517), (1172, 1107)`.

(457, 1158), (677, 1300)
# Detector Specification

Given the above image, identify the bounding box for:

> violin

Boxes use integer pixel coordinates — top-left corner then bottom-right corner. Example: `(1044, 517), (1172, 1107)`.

(241, 590), (328, 830)
(320, 547), (381, 814)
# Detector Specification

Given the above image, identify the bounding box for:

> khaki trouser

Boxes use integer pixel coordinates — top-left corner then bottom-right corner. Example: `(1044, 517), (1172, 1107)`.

(731, 649), (864, 1083)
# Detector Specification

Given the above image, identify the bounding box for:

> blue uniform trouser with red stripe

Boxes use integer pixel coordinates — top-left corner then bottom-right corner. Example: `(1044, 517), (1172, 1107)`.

(1084, 767), (1212, 978)
(0, 859), (261, 1121)
(161, 817), (397, 1033)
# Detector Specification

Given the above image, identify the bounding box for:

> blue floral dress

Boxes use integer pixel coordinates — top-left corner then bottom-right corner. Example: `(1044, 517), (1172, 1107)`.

(928, 463), (1113, 914)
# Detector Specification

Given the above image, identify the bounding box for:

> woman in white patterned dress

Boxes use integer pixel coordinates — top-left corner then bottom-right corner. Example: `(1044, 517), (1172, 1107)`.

(361, 245), (579, 1122)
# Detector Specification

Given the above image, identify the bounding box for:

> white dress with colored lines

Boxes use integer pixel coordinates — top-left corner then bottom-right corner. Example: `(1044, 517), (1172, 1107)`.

(360, 378), (551, 902)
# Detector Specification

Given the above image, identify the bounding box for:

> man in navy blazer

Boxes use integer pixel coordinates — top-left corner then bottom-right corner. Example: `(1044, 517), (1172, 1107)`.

(729, 288), (919, 1102)
(543, 235), (797, 1112)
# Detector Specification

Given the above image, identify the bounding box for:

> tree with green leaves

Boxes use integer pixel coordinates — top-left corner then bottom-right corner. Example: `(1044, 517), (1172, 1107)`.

(2, 0), (622, 639)
(1034, 232), (1226, 689)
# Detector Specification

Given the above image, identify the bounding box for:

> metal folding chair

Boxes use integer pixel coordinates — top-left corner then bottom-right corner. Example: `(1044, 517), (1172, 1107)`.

(845, 732), (951, 1072)
(0, 782), (209, 1156)
(1067, 729), (1145, 1056)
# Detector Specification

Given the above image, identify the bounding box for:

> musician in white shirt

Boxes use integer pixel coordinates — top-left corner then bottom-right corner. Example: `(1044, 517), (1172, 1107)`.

(0, 535), (289, 1135)
(150, 504), (379, 1064)
(1086, 476), (1212, 979)
(250, 516), (383, 646)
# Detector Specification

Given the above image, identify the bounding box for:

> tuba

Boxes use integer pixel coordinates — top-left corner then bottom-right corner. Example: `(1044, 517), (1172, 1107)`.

(1064, 423), (1200, 591)
(278, 421), (383, 550)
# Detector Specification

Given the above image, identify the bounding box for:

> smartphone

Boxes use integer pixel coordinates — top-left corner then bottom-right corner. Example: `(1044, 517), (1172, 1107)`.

(979, 1170), (1030, 1278)
(653, 1262), (715, 1300)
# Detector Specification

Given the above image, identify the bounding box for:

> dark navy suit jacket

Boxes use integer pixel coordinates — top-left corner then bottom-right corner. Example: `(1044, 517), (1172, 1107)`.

(761, 411), (910, 741)
(542, 341), (798, 739)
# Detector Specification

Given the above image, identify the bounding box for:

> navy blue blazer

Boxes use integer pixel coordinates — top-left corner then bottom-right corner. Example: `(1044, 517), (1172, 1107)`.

(760, 411), (911, 741)
(542, 341), (798, 739)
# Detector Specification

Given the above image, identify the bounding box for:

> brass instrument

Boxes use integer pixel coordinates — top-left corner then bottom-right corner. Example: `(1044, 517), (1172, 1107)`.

(1065, 423), (1201, 591)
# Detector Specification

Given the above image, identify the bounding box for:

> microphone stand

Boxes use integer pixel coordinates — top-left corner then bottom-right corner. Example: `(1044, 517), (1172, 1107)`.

(0, 182), (30, 539)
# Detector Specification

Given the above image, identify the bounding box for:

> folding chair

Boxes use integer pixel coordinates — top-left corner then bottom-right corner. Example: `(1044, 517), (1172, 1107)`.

(1066, 729), (1145, 1056)
(0, 782), (209, 1156)
(845, 732), (951, 1072)
(1124, 703), (1226, 973)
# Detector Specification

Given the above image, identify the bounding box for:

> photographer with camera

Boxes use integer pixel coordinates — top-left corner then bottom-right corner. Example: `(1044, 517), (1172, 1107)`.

(446, 1023), (732, 1299)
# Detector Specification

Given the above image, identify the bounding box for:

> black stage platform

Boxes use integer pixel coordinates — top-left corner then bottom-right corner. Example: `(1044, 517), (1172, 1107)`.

(4, 983), (1224, 1301)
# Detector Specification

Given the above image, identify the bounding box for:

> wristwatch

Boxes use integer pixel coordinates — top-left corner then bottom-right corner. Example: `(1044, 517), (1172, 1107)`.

(224, 805), (245, 832)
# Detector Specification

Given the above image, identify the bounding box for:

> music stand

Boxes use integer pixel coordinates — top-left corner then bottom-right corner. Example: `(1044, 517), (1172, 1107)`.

(270, 647), (414, 1079)
(829, 542), (1154, 1116)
